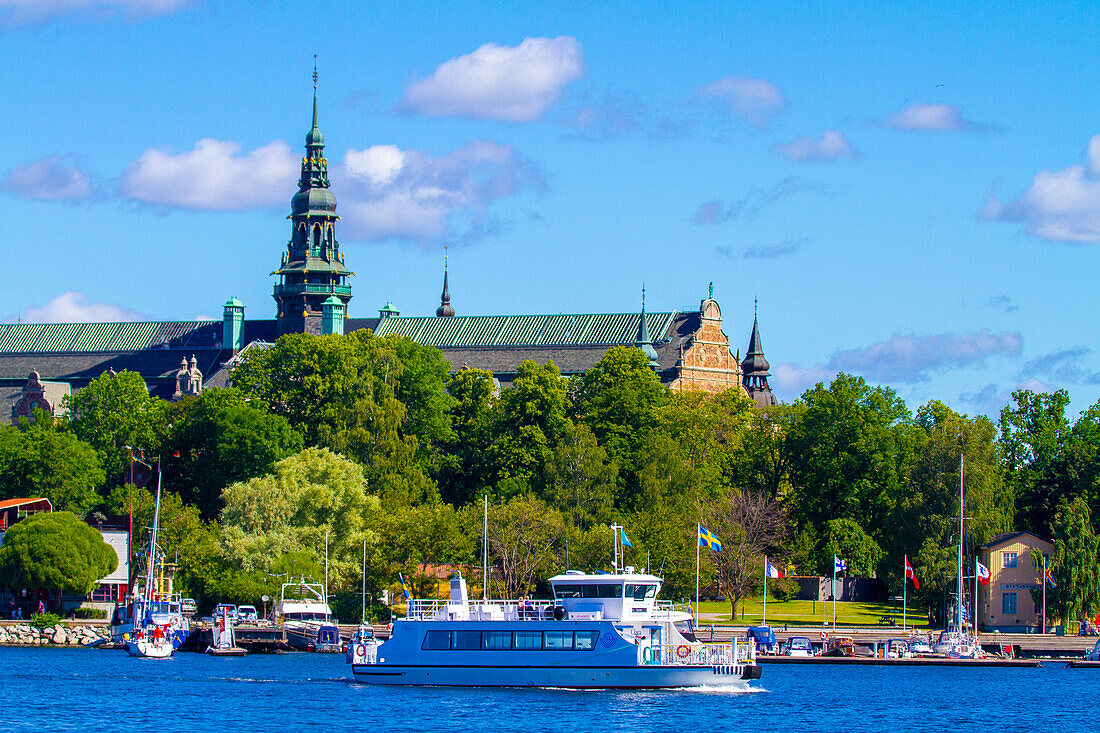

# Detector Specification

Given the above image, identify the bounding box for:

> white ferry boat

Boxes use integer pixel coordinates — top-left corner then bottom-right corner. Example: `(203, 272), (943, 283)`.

(347, 569), (760, 688)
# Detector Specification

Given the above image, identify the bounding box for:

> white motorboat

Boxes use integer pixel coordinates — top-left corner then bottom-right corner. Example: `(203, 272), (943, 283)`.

(273, 578), (341, 651)
(126, 632), (173, 658)
(206, 606), (246, 657)
(347, 569), (760, 688)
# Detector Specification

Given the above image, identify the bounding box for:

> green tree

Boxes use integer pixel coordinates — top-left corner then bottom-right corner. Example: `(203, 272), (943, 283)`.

(162, 388), (303, 519)
(705, 488), (788, 618)
(573, 346), (668, 500)
(1046, 496), (1100, 624)
(999, 389), (1072, 537)
(820, 518), (882, 576)
(785, 373), (913, 542)
(540, 422), (617, 529)
(488, 494), (566, 598)
(387, 334), (455, 462)
(0, 511), (117, 594)
(220, 447), (380, 588)
(0, 413), (104, 515)
(65, 370), (165, 482)
(381, 501), (475, 597)
(439, 368), (498, 506)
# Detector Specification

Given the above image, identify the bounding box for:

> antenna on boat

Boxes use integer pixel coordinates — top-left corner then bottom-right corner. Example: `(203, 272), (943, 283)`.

(482, 495), (489, 601)
(324, 531), (330, 605)
(611, 523), (621, 572)
(361, 539), (367, 625)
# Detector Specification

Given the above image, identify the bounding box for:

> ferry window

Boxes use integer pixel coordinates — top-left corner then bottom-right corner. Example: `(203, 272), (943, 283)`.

(575, 631), (599, 651)
(580, 585), (599, 598)
(1003, 552), (1018, 568)
(514, 631), (543, 650)
(625, 584), (657, 601)
(422, 630), (451, 650)
(452, 631), (482, 650)
(1002, 592), (1017, 615)
(554, 585), (583, 598)
(483, 631), (512, 650)
(544, 631), (574, 650)
(597, 584), (623, 598)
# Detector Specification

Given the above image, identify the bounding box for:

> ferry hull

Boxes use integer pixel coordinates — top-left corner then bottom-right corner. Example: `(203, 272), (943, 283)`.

(350, 663), (761, 688)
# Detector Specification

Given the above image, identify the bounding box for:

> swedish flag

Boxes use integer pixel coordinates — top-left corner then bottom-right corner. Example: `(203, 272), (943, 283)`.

(698, 524), (722, 552)
(398, 572), (411, 600)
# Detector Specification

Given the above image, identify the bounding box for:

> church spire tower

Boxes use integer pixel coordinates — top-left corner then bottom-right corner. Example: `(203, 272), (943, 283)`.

(273, 58), (353, 336)
(436, 250), (455, 317)
(740, 298), (778, 406)
(635, 285), (659, 369)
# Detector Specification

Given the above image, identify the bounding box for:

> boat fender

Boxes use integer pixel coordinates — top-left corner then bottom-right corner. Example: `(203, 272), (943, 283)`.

(553, 606), (566, 621)
(642, 646), (656, 663)
(676, 644), (691, 659)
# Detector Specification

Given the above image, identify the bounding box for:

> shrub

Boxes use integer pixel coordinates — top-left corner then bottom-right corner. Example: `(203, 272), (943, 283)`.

(71, 607), (107, 620)
(31, 611), (61, 629)
(770, 577), (800, 602)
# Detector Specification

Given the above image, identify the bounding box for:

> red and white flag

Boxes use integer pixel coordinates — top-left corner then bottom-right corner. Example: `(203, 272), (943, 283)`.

(765, 558), (783, 579)
(905, 556), (920, 590)
(976, 560), (991, 585)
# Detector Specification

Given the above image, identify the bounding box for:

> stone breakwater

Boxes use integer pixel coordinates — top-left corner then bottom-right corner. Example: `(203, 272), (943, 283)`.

(0, 623), (107, 647)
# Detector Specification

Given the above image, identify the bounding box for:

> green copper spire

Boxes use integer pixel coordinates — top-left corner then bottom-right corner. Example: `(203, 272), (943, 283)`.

(306, 56), (324, 148)
(635, 285), (659, 369)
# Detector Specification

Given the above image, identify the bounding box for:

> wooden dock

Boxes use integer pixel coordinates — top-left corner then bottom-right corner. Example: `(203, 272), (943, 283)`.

(184, 623), (289, 653)
(757, 655), (1042, 667)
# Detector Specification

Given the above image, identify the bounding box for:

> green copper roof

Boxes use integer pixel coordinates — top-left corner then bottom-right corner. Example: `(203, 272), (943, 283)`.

(0, 321), (219, 353)
(225, 296), (245, 308)
(373, 312), (677, 348)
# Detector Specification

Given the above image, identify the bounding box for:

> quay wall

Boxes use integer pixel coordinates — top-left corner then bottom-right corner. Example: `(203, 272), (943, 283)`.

(0, 622), (107, 647)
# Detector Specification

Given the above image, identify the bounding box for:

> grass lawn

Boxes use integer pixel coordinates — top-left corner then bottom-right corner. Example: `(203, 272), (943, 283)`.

(693, 598), (931, 629)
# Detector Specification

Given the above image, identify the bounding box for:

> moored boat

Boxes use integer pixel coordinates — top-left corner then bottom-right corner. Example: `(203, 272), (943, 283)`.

(347, 570), (759, 688)
(274, 578), (341, 652)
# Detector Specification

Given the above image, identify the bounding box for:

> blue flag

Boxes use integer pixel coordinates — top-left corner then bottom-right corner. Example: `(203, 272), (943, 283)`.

(698, 524), (722, 552)
(620, 529), (633, 548)
(834, 556), (847, 573)
(398, 572), (411, 600)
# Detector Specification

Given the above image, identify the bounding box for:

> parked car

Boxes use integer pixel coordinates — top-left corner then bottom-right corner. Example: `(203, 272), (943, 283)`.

(213, 604), (237, 621)
(745, 626), (778, 655)
(237, 605), (259, 622)
(181, 598), (197, 616)
(784, 636), (814, 657)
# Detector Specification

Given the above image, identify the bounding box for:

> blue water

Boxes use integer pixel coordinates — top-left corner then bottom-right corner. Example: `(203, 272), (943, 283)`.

(1, 647), (1089, 732)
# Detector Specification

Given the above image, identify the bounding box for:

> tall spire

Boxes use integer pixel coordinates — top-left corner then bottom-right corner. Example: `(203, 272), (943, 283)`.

(436, 249), (455, 317)
(635, 285), (659, 369)
(311, 55), (319, 131)
(741, 302), (777, 406)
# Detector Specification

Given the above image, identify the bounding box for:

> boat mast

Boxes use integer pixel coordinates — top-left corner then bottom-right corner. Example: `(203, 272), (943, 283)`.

(482, 494), (489, 601)
(956, 455), (965, 636)
(147, 457), (162, 605)
(361, 539), (367, 625)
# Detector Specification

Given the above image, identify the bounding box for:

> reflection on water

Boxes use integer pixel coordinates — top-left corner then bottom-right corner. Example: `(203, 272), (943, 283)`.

(2, 647), (1083, 733)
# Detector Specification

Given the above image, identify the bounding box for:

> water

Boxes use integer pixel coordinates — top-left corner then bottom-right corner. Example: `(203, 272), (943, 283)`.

(1, 647), (1089, 732)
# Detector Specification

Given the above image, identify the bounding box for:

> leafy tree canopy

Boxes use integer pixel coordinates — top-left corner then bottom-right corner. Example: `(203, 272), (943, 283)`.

(0, 411), (104, 515)
(0, 511), (117, 594)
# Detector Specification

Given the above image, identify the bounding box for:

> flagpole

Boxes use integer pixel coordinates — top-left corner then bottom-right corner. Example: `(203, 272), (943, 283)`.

(902, 555), (907, 632)
(695, 528), (701, 624)
(762, 557), (767, 628)
(832, 560), (837, 630)
(1042, 555), (1047, 634)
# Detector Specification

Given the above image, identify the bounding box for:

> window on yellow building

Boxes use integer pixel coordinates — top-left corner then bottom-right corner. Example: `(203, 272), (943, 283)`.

(1002, 552), (1018, 568)
(1002, 592), (1017, 615)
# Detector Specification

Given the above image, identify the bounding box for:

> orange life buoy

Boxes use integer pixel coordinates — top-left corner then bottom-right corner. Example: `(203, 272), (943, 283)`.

(676, 644), (691, 659)
(356, 643), (367, 657)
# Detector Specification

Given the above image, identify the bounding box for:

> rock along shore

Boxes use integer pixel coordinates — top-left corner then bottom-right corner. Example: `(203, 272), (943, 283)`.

(0, 623), (107, 647)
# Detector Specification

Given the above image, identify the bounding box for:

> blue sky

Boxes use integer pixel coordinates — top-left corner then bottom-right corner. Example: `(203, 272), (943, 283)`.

(2, 0), (1098, 417)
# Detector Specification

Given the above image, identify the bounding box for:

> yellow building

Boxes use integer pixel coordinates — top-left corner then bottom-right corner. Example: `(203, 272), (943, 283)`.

(978, 531), (1054, 632)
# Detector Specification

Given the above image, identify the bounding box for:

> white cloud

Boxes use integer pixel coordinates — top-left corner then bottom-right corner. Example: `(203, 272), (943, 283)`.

(774, 130), (856, 162)
(119, 138), (298, 211)
(22, 291), (145, 323)
(961, 378), (1058, 418)
(399, 37), (585, 122)
(827, 330), (1022, 383)
(334, 140), (543, 245)
(981, 134), (1100, 243)
(695, 76), (785, 129)
(0, 0), (188, 24)
(885, 102), (995, 132)
(771, 362), (837, 400)
(1, 155), (94, 200)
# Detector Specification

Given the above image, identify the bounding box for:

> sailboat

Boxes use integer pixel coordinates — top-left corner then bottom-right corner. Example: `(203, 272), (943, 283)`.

(126, 459), (175, 659)
(206, 605), (246, 657)
(932, 455), (983, 659)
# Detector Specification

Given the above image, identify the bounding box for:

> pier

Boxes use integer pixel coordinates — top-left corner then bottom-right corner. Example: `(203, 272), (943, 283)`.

(183, 622), (289, 653)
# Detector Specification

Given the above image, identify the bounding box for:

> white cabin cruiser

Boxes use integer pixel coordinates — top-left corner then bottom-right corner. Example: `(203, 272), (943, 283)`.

(273, 578), (342, 651)
(348, 570), (760, 688)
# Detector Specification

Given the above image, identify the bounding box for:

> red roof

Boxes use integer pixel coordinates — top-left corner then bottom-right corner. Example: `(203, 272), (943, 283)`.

(0, 497), (52, 511)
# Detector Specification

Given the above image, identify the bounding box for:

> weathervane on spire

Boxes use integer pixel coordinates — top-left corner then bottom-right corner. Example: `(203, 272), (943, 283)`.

(641, 284), (646, 311)
(313, 54), (318, 90)
(754, 295), (758, 316)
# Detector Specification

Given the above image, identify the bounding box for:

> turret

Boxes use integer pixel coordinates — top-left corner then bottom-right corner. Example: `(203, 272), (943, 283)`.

(222, 296), (245, 355)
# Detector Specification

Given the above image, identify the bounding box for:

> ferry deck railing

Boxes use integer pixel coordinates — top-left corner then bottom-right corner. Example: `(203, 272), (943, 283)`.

(648, 639), (756, 667)
(406, 598), (559, 622)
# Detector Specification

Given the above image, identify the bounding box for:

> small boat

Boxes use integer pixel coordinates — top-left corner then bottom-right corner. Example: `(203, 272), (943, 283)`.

(883, 638), (912, 659)
(783, 636), (814, 657)
(273, 578), (342, 652)
(934, 456), (985, 659)
(206, 606), (246, 657)
(126, 629), (173, 659)
(347, 569), (760, 688)
(125, 462), (175, 659)
(1085, 639), (1100, 661)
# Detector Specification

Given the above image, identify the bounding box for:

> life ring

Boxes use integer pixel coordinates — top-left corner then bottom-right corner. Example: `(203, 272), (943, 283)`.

(676, 644), (691, 659)
(356, 643), (367, 657)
